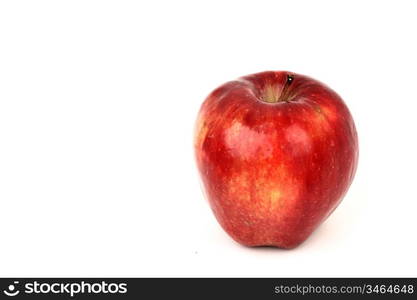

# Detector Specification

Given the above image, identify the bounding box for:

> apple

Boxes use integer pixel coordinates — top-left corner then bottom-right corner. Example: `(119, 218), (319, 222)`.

(194, 71), (358, 249)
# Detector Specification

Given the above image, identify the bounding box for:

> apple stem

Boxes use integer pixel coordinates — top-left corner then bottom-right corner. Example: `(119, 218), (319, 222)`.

(278, 74), (294, 103)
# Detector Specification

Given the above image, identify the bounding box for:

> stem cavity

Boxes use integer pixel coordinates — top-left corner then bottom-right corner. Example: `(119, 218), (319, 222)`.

(261, 74), (295, 103)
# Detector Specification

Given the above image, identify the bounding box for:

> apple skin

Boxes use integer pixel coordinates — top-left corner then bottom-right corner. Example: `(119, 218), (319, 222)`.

(194, 71), (358, 249)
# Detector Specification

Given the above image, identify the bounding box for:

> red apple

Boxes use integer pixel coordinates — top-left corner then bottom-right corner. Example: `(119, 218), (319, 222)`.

(194, 71), (358, 249)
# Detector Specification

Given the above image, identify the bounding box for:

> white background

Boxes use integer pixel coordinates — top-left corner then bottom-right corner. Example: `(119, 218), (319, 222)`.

(0, 0), (416, 277)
